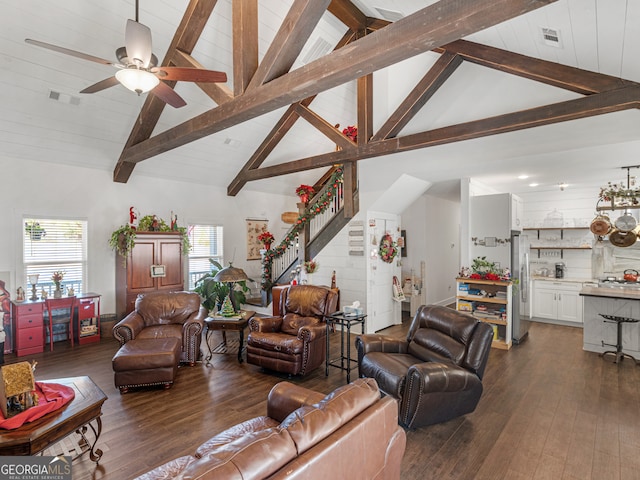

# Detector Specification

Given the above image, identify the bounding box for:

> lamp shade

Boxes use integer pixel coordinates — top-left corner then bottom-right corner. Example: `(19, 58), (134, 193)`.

(213, 264), (249, 283)
(115, 68), (159, 94)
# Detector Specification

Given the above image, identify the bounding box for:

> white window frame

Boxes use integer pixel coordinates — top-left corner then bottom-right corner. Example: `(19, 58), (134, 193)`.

(188, 224), (224, 290)
(22, 216), (88, 296)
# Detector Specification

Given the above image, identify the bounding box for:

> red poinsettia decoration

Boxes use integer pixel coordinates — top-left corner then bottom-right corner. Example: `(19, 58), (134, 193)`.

(342, 125), (357, 142)
(296, 184), (314, 203)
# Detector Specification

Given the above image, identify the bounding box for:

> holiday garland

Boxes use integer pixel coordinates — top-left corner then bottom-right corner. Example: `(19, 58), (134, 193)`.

(262, 167), (343, 288)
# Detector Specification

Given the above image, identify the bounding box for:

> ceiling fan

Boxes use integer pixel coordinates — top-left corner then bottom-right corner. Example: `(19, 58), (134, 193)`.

(25, 0), (226, 108)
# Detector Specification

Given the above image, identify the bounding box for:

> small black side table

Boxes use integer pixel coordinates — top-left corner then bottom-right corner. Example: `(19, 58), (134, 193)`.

(325, 311), (367, 383)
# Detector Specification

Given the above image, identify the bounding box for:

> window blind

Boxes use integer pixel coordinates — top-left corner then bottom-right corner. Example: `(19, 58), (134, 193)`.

(23, 218), (87, 295)
(188, 224), (223, 290)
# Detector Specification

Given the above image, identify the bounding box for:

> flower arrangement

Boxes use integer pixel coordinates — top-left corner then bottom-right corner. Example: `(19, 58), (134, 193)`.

(303, 259), (318, 274)
(342, 125), (357, 142)
(257, 231), (275, 248)
(379, 234), (398, 263)
(51, 271), (64, 286)
(599, 181), (640, 205)
(295, 185), (315, 203)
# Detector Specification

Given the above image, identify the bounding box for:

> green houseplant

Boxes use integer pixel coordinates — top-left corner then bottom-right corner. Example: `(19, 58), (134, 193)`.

(193, 259), (250, 313)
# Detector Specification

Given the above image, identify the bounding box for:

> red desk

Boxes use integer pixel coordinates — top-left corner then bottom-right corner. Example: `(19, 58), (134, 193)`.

(11, 293), (101, 357)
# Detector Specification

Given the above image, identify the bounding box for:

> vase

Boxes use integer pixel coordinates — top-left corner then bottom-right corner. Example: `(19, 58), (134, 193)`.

(264, 242), (271, 250)
(299, 193), (309, 204)
(306, 273), (313, 285)
(54, 283), (62, 298)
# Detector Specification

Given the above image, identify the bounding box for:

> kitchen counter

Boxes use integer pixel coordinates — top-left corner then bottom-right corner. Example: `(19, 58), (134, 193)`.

(580, 285), (640, 301)
(581, 286), (640, 356)
(531, 276), (594, 283)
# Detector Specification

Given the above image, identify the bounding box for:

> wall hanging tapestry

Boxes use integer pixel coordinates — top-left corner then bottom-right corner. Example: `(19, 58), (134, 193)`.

(246, 219), (269, 260)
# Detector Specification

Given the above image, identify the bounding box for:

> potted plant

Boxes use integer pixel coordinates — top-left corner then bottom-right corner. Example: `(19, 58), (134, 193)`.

(257, 231), (275, 250)
(193, 259), (250, 313)
(295, 185), (315, 204)
(25, 221), (46, 241)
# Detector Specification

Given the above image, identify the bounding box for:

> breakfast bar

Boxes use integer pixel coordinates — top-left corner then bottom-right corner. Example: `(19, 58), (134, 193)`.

(581, 284), (640, 359)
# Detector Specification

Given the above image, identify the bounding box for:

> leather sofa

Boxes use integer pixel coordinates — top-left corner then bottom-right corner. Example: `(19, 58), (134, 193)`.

(356, 304), (494, 429)
(134, 378), (406, 480)
(246, 284), (338, 376)
(113, 291), (206, 365)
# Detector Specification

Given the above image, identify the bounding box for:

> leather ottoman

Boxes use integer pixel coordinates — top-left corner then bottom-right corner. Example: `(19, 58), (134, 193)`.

(112, 338), (181, 394)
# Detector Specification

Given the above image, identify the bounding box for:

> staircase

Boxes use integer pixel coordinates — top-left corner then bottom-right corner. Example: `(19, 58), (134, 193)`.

(259, 165), (359, 305)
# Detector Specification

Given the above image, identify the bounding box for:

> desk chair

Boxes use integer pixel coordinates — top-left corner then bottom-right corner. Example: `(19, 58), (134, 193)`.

(45, 297), (76, 351)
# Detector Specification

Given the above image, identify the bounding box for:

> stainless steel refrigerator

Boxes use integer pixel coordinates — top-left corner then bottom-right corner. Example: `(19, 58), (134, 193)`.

(511, 232), (531, 344)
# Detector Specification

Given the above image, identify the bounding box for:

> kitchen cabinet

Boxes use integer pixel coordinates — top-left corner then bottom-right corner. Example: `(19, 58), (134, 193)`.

(532, 280), (583, 324)
(456, 278), (512, 350)
(115, 232), (184, 320)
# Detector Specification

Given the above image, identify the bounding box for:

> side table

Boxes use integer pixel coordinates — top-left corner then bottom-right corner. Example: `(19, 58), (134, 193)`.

(204, 310), (255, 366)
(325, 312), (367, 383)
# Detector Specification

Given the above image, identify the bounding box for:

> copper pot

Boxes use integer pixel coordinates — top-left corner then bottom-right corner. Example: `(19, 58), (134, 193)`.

(590, 214), (611, 236)
(624, 269), (639, 282)
(609, 228), (638, 247)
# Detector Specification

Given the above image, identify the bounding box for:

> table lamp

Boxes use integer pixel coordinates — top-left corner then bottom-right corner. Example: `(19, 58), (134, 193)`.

(213, 263), (249, 312)
(28, 274), (39, 301)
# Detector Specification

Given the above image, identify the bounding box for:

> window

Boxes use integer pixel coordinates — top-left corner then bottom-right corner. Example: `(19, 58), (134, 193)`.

(23, 217), (87, 296)
(188, 224), (223, 290)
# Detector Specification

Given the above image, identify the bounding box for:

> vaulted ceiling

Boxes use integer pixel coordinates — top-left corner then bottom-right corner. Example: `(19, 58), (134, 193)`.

(3, 0), (640, 198)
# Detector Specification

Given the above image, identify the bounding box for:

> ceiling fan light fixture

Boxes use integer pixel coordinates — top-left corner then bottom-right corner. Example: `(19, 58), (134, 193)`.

(115, 68), (159, 94)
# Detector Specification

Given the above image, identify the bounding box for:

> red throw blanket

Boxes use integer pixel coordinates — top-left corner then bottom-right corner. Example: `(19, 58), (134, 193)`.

(0, 382), (75, 430)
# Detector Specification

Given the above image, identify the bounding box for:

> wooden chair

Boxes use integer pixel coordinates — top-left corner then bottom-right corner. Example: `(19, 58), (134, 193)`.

(45, 297), (76, 351)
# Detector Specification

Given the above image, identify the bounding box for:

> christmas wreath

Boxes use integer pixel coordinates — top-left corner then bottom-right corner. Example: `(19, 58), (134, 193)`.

(379, 234), (398, 263)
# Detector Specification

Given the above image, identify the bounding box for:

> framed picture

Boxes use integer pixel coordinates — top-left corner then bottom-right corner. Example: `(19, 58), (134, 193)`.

(400, 230), (407, 257)
(150, 265), (166, 277)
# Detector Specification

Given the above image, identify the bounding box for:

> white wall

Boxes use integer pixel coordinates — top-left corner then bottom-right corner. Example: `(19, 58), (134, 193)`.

(402, 193), (460, 306)
(0, 157), (295, 316)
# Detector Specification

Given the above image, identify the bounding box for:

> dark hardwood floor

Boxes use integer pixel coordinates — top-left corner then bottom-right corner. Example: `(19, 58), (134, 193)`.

(5, 317), (640, 480)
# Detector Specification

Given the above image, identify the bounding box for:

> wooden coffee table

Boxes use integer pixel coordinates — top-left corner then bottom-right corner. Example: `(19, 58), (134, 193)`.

(0, 376), (107, 462)
(204, 310), (255, 365)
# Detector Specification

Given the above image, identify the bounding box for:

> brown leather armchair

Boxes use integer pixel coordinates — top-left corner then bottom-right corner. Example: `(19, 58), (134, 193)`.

(113, 291), (206, 365)
(247, 285), (338, 376)
(356, 304), (494, 429)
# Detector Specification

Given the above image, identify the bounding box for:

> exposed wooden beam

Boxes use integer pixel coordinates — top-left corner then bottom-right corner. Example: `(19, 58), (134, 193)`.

(328, 0), (368, 31)
(114, 0), (219, 182)
(343, 161), (358, 218)
(294, 104), (355, 149)
(172, 50), (233, 105)
(233, 0), (258, 95)
(228, 30), (356, 195)
(247, 0), (331, 90)
(355, 28), (373, 147)
(438, 39), (638, 95)
(238, 86), (640, 181)
(372, 51), (463, 142)
(117, 0), (556, 183)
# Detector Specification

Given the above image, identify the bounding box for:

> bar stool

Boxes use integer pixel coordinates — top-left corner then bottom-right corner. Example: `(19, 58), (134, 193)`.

(599, 314), (639, 365)
(44, 297), (76, 351)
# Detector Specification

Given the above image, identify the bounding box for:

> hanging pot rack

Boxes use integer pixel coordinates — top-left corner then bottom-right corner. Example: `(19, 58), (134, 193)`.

(596, 165), (640, 211)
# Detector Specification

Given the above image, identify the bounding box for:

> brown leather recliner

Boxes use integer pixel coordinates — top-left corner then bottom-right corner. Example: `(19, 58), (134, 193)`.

(247, 285), (338, 376)
(356, 304), (494, 429)
(113, 291), (206, 365)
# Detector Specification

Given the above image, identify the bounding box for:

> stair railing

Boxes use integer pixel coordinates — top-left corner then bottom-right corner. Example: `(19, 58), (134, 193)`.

(309, 177), (344, 240)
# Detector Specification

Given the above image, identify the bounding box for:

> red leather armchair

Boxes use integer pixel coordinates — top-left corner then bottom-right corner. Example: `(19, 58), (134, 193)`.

(247, 285), (338, 376)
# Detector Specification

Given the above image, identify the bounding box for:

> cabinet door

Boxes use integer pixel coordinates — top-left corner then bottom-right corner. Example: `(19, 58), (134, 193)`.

(533, 289), (556, 320)
(157, 239), (183, 289)
(557, 290), (582, 323)
(128, 239), (156, 292)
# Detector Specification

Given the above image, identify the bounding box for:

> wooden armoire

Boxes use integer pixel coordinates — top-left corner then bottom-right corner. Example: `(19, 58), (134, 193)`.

(115, 232), (185, 319)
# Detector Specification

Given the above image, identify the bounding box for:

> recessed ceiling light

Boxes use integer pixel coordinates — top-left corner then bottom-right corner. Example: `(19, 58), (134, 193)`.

(529, 183), (539, 187)
(518, 175), (529, 180)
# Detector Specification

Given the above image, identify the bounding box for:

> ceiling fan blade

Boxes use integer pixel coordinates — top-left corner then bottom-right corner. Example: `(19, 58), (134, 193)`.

(80, 76), (120, 94)
(151, 67), (227, 83)
(151, 82), (186, 108)
(25, 38), (113, 65)
(125, 19), (152, 68)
